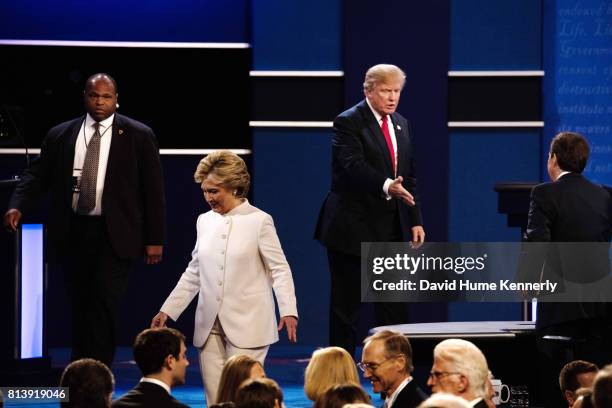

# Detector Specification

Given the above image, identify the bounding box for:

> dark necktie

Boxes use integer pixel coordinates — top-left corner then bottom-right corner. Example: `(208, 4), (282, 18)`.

(381, 115), (396, 174)
(77, 122), (101, 214)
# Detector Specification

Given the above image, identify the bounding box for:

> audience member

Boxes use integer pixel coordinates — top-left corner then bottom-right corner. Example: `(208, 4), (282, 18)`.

(360, 330), (427, 408)
(305, 346), (360, 401)
(560, 360), (598, 407)
(426, 339), (489, 408)
(573, 388), (594, 408)
(217, 355), (266, 404)
(314, 383), (372, 408)
(210, 403), (236, 408)
(417, 393), (471, 408)
(235, 378), (283, 408)
(593, 364), (612, 408)
(112, 328), (189, 408)
(59, 358), (115, 408)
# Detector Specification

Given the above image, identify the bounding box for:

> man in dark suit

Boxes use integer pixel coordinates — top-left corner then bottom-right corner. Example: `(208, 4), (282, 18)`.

(522, 131), (612, 406)
(315, 64), (424, 357)
(112, 328), (189, 408)
(359, 330), (427, 408)
(3, 73), (166, 366)
(427, 339), (490, 408)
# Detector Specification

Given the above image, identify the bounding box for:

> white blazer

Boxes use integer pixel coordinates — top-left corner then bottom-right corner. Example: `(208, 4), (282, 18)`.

(160, 200), (298, 348)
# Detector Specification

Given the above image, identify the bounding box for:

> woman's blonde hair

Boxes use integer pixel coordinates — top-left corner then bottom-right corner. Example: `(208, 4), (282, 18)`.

(216, 355), (264, 404)
(304, 347), (360, 401)
(194, 150), (250, 198)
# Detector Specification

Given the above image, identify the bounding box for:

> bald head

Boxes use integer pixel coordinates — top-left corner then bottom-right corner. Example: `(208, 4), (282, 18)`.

(84, 73), (118, 121)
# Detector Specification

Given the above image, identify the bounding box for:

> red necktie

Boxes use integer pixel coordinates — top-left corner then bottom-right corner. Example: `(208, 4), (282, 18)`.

(381, 115), (396, 174)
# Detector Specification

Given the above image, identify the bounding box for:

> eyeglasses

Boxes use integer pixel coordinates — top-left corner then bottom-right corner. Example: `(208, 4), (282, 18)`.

(428, 371), (462, 381)
(357, 355), (403, 373)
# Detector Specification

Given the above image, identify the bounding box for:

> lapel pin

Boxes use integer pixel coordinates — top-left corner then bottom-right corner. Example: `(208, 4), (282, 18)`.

(118, 129), (124, 135)
(396, 125), (401, 130)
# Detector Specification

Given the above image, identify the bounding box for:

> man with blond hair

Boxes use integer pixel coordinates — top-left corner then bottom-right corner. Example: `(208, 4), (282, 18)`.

(315, 64), (425, 357)
(426, 339), (490, 408)
(359, 330), (426, 408)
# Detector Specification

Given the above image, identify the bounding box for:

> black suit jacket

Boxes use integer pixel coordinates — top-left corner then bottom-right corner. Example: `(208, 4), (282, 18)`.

(111, 382), (188, 408)
(523, 173), (612, 329)
(389, 380), (427, 408)
(315, 100), (423, 256)
(9, 113), (166, 260)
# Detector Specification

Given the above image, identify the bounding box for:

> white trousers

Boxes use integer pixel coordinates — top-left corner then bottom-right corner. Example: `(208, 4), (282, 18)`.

(198, 318), (269, 406)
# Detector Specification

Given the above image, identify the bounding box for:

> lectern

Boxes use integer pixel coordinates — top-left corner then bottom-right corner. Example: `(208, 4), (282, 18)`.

(0, 178), (54, 385)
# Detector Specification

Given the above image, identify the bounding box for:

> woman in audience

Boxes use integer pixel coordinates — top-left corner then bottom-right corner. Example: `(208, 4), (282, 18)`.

(313, 383), (371, 408)
(217, 355), (266, 404)
(304, 347), (360, 401)
(235, 378), (283, 408)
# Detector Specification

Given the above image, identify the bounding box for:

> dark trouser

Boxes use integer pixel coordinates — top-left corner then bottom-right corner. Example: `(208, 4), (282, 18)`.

(536, 317), (612, 408)
(64, 215), (131, 367)
(327, 248), (408, 358)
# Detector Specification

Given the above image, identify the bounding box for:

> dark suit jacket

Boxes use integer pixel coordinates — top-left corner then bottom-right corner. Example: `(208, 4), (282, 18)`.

(523, 173), (612, 329)
(315, 100), (423, 256)
(390, 379), (427, 408)
(9, 113), (166, 260)
(111, 381), (188, 408)
(472, 398), (488, 408)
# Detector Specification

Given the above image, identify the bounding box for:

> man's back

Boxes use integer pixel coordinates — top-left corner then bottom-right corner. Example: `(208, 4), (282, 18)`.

(112, 382), (188, 408)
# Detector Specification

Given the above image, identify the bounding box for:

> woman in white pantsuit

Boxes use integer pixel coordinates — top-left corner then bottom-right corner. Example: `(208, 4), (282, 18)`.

(151, 150), (298, 406)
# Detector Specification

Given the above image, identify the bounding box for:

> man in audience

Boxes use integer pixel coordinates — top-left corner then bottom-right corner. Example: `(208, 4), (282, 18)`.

(60, 358), (115, 408)
(235, 378), (283, 408)
(426, 339), (489, 408)
(559, 360), (598, 408)
(592, 364), (612, 408)
(112, 328), (189, 408)
(359, 330), (427, 408)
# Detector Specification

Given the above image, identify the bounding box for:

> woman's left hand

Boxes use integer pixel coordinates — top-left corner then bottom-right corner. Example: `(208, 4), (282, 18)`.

(278, 315), (298, 343)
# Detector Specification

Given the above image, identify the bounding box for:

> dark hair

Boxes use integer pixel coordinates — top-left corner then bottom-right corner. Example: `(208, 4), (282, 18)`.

(559, 360), (598, 393)
(593, 364), (612, 408)
(364, 330), (414, 373)
(133, 328), (186, 376)
(550, 132), (590, 173)
(60, 358), (114, 408)
(217, 355), (263, 403)
(85, 73), (118, 93)
(210, 403), (236, 408)
(314, 383), (371, 408)
(235, 378), (283, 408)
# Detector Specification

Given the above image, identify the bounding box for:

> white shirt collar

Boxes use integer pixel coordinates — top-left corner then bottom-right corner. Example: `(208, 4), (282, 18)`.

(85, 113), (115, 131)
(386, 376), (412, 407)
(556, 171), (571, 181)
(140, 377), (171, 394)
(469, 397), (484, 407)
(365, 97), (386, 123)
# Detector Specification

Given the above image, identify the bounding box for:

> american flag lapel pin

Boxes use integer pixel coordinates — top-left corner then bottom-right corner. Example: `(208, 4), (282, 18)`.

(118, 129), (124, 135)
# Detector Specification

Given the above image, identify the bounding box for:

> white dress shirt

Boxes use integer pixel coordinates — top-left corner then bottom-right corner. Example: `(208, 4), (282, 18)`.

(72, 113), (114, 215)
(385, 376), (412, 408)
(365, 98), (398, 197)
(140, 377), (171, 394)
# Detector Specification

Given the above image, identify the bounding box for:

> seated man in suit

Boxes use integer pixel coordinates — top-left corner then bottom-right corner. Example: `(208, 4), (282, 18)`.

(60, 358), (115, 408)
(559, 360), (598, 408)
(359, 330), (426, 408)
(426, 339), (490, 408)
(112, 328), (189, 408)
